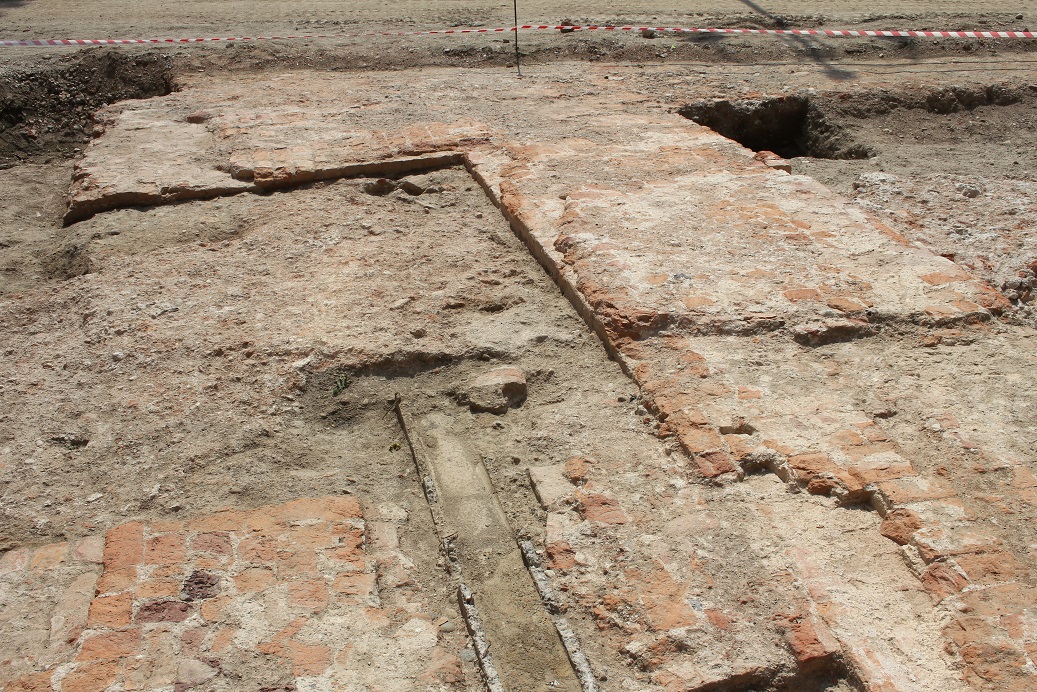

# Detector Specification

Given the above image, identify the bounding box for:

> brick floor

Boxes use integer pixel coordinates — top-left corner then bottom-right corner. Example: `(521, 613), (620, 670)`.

(1, 497), (466, 691)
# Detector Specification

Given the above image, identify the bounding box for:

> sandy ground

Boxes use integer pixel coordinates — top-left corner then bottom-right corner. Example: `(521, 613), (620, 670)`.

(1, 0), (1030, 38)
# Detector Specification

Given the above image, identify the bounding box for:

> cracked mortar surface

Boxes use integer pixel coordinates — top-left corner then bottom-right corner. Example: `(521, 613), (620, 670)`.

(1, 44), (1036, 692)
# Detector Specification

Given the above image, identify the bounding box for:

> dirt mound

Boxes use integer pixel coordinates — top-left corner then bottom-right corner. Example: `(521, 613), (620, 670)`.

(0, 48), (175, 167)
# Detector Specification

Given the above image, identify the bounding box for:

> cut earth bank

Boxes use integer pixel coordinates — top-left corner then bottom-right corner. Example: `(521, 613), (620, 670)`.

(1, 46), (1037, 692)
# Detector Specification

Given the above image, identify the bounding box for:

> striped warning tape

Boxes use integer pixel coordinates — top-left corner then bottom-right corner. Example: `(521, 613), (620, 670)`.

(2, 24), (1035, 47)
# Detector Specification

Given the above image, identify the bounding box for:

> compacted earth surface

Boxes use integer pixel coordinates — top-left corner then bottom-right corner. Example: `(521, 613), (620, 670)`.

(1, 3), (1037, 692)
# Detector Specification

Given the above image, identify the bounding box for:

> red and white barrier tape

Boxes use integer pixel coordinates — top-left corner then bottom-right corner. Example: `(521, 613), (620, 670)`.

(2, 24), (1035, 48)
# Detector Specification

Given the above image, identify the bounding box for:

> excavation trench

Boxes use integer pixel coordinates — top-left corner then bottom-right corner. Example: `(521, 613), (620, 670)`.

(0, 49), (175, 167)
(677, 95), (872, 160)
(677, 83), (1036, 161)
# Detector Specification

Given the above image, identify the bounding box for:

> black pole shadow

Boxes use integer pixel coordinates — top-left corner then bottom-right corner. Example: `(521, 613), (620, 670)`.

(686, 0), (860, 81)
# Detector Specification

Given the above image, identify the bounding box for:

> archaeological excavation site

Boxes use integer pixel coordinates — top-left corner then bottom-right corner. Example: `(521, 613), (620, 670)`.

(2, 2), (1037, 691)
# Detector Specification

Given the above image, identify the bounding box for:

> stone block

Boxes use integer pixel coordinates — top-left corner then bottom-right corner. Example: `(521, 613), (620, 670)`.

(912, 524), (1003, 563)
(463, 366), (527, 414)
(527, 465), (573, 510)
(875, 476), (957, 508)
(781, 613), (841, 673)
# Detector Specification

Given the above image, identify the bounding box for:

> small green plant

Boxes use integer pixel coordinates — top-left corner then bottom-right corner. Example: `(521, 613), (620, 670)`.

(331, 373), (352, 397)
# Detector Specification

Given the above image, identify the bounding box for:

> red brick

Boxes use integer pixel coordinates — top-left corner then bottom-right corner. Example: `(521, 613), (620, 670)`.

(659, 405), (709, 427)
(806, 475), (843, 496)
(787, 453), (836, 481)
(331, 523), (365, 548)
(575, 490), (629, 524)
(237, 535), (277, 563)
(288, 579), (329, 613)
(762, 438), (796, 455)
(187, 509), (247, 532)
(88, 592), (134, 628)
(921, 271), (969, 286)
(137, 578), (182, 599)
(958, 642), (1033, 690)
(190, 532), (231, 555)
(332, 572), (376, 600)
(135, 600), (193, 623)
(956, 583), (1037, 619)
(705, 609), (732, 630)
(144, 533), (187, 566)
(781, 614), (841, 673)
(920, 561), (969, 600)
(278, 496), (362, 522)
(192, 555), (226, 570)
(285, 640), (332, 676)
(180, 626), (207, 658)
(954, 551), (1027, 584)
(625, 565), (699, 631)
(200, 595), (232, 622)
(257, 617), (308, 655)
(831, 429), (865, 447)
(912, 525), (1001, 563)
(3, 671), (53, 691)
(77, 628), (141, 661)
(675, 426), (724, 455)
(736, 386), (762, 399)
(276, 547), (320, 576)
(150, 564), (183, 579)
(847, 453), (914, 484)
(546, 540), (576, 570)
(878, 509), (923, 545)
(62, 660), (121, 692)
(104, 522), (145, 570)
(723, 434), (757, 462)
(682, 295), (716, 309)
(234, 567), (275, 593)
(210, 626), (237, 653)
(563, 456), (591, 484)
(826, 297), (868, 312)
(694, 449), (737, 478)
(286, 523), (337, 551)
(96, 566), (138, 595)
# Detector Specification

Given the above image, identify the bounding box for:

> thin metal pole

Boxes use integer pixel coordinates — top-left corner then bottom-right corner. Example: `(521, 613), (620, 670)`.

(513, 0), (522, 77)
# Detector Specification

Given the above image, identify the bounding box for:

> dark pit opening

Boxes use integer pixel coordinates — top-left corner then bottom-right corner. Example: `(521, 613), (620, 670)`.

(0, 49), (176, 167)
(677, 96), (872, 160)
